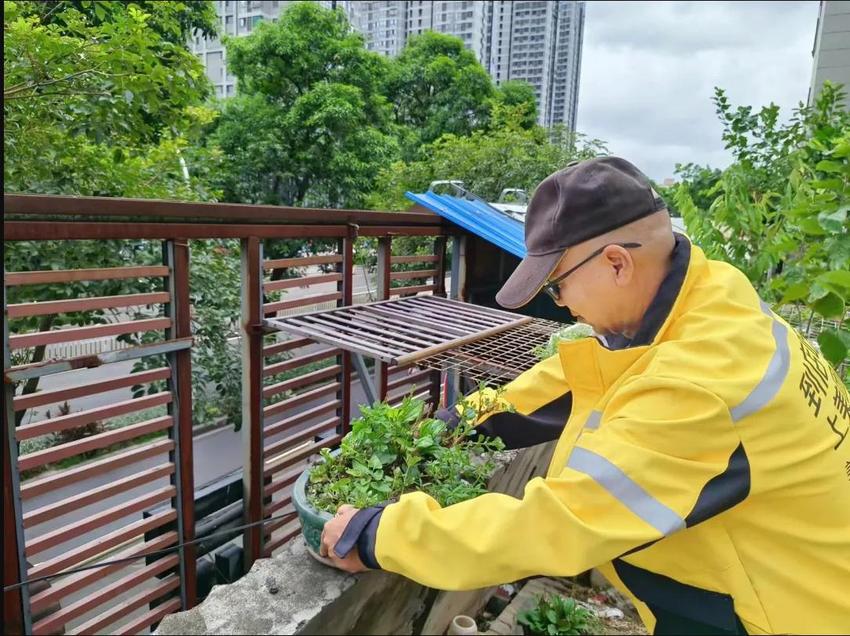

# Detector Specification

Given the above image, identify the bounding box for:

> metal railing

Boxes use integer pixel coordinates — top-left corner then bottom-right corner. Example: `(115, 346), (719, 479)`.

(3, 194), (457, 635)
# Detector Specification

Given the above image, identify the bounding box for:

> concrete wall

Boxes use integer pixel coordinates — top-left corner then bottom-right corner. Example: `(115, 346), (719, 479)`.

(155, 441), (556, 635)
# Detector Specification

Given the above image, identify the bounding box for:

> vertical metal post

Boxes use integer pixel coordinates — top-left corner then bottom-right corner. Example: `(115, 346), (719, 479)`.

(240, 238), (264, 569)
(375, 237), (392, 400)
(433, 236), (447, 298)
(449, 234), (467, 301)
(446, 235), (468, 406)
(163, 240), (197, 609)
(339, 233), (354, 434)
(430, 236), (449, 408)
(3, 282), (30, 635)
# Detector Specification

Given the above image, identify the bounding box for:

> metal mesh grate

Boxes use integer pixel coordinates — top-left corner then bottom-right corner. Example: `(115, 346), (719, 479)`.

(417, 317), (565, 386)
(264, 295), (532, 366)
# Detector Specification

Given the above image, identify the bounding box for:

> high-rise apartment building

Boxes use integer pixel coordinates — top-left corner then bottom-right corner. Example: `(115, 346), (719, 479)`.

(484, 1), (584, 130)
(190, 1), (584, 130)
(348, 1), (407, 56)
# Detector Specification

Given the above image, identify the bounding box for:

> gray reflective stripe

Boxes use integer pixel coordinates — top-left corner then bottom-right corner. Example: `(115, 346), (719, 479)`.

(584, 410), (602, 430)
(730, 301), (790, 423)
(567, 446), (685, 536)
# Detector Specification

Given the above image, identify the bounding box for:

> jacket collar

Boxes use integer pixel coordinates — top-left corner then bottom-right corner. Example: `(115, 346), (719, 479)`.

(558, 233), (702, 398)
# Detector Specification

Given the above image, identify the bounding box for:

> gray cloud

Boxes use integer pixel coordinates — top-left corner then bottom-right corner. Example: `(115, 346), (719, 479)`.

(576, 1), (821, 180)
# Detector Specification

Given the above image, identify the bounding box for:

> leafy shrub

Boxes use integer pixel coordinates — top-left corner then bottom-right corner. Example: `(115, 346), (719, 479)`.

(673, 82), (849, 377)
(518, 594), (600, 636)
(306, 390), (507, 513)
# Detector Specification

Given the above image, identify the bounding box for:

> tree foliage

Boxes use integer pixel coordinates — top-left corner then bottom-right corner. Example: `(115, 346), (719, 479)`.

(492, 79), (539, 129)
(386, 31), (496, 157)
(211, 2), (398, 208)
(369, 104), (608, 210)
(211, 3), (541, 205)
(673, 82), (850, 373)
(4, 0), (220, 197)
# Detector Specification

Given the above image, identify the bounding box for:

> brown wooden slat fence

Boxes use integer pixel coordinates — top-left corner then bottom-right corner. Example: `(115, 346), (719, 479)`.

(1, 193), (458, 635)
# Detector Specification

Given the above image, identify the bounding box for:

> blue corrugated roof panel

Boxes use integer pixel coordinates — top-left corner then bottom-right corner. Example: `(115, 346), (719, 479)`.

(405, 191), (526, 258)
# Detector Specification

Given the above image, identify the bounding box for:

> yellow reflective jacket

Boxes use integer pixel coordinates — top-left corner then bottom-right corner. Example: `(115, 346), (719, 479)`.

(356, 237), (850, 634)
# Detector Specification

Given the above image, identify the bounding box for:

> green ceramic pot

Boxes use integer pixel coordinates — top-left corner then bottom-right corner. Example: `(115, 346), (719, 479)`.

(291, 460), (333, 554)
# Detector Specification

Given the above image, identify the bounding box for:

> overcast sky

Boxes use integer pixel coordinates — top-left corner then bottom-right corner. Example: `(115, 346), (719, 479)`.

(576, 1), (821, 181)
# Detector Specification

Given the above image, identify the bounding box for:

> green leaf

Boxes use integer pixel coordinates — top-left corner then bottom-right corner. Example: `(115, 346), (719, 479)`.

(818, 207), (848, 233)
(798, 217), (828, 236)
(811, 292), (845, 319)
(815, 159), (844, 173)
(817, 329), (850, 366)
(816, 270), (850, 291)
(833, 142), (850, 158)
(779, 282), (810, 304)
(810, 178), (844, 190)
(415, 435), (435, 449)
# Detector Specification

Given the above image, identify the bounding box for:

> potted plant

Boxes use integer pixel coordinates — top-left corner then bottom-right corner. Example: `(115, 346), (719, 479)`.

(292, 390), (508, 554)
(517, 594), (601, 636)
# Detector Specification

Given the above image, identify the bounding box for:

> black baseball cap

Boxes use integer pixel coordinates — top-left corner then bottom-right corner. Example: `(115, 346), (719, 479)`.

(495, 156), (665, 309)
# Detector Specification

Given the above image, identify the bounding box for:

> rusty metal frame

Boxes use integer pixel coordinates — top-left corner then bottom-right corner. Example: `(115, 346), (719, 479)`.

(163, 239), (195, 610)
(4, 193), (442, 227)
(241, 237), (264, 569)
(418, 318), (564, 386)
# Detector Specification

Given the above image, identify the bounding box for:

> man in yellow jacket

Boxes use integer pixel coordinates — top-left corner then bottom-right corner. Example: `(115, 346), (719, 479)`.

(320, 157), (850, 634)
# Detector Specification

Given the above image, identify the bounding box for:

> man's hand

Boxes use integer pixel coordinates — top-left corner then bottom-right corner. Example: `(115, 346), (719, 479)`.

(319, 504), (370, 573)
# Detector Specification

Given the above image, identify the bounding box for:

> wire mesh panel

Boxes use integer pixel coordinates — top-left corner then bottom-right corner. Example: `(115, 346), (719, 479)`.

(417, 318), (564, 387)
(3, 246), (193, 635)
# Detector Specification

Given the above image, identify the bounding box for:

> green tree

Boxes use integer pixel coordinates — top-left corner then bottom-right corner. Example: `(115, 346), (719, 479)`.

(212, 2), (398, 208)
(492, 80), (538, 129)
(369, 104), (608, 210)
(387, 31), (496, 158)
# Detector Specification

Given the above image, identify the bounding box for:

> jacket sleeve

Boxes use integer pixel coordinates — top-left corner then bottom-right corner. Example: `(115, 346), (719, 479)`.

(368, 375), (745, 590)
(436, 352), (573, 449)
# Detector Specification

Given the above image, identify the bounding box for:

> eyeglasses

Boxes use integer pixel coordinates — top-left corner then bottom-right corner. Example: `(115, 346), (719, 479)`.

(543, 242), (642, 302)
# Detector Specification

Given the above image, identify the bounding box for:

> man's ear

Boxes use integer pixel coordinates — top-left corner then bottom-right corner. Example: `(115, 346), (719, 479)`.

(603, 245), (634, 286)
